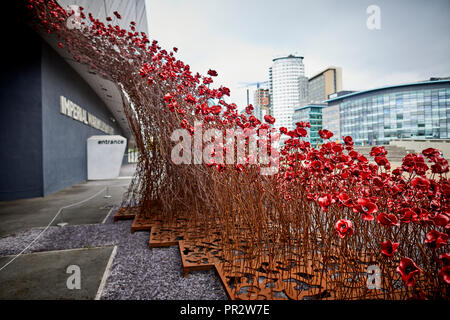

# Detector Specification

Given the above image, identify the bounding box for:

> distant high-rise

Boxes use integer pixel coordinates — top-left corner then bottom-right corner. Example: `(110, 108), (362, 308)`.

(308, 67), (342, 104)
(269, 55), (306, 131)
(253, 88), (270, 121)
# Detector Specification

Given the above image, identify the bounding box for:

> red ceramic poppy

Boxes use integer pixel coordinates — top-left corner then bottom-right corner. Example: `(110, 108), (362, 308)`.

(353, 198), (377, 221)
(380, 240), (399, 258)
(396, 257), (421, 287)
(335, 219), (354, 239)
(425, 230), (449, 249)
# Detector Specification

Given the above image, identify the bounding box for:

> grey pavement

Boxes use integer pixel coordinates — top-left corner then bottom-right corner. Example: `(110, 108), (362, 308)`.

(0, 247), (114, 299)
(0, 163), (227, 300)
(0, 164), (135, 238)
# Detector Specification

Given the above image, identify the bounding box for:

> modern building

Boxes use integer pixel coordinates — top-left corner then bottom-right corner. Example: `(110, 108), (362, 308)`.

(321, 104), (341, 141)
(0, 0), (148, 201)
(298, 75), (309, 107)
(328, 90), (356, 100)
(253, 87), (270, 121)
(322, 91), (356, 139)
(292, 104), (326, 146)
(325, 79), (450, 146)
(269, 55), (307, 131)
(308, 67), (342, 104)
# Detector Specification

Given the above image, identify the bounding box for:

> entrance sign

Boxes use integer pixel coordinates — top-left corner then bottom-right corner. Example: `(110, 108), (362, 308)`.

(87, 135), (126, 180)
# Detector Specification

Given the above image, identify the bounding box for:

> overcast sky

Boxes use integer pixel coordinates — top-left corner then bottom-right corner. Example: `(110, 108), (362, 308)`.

(145, 0), (450, 107)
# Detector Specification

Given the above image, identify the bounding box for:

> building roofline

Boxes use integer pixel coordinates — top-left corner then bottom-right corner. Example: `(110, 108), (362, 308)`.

(325, 79), (450, 103)
(272, 55), (304, 62)
(294, 104), (327, 111)
(308, 66), (339, 81)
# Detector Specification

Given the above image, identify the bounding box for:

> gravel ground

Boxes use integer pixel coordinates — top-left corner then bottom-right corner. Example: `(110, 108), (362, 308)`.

(0, 207), (227, 300)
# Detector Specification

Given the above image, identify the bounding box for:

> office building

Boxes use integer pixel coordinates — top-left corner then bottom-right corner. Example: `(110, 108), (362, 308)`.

(325, 79), (450, 145)
(292, 104), (326, 146)
(308, 67), (342, 104)
(253, 88), (270, 120)
(321, 104), (341, 141)
(269, 55), (306, 131)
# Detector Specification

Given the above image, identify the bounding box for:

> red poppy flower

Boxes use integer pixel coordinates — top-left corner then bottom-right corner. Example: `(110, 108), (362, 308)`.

(439, 266), (450, 284)
(431, 158), (449, 174)
(370, 146), (387, 156)
(317, 194), (332, 212)
(184, 94), (197, 104)
(245, 104), (254, 114)
(211, 105), (222, 115)
(439, 253), (450, 266)
(295, 121), (310, 128)
(203, 77), (213, 85)
(164, 93), (174, 102)
(398, 208), (419, 224)
(411, 176), (430, 191)
(207, 69), (218, 77)
(318, 129), (333, 139)
(372, 176), (384, 188)
(57, 42), (64, 49)
(113, 11), (121, 19)
(338, 193), (353, 207)
(353, 198), (377, 221)
(380, 240), (399, 258)
(377, 212), (400, 227)
(309, 160), (322, 171)
(348, 150), (358, 159)
(264, 114), (275, 125)
(218, 86), (230, 96)
(443, 183), (450, 197)
(357, 154), (368, 163)
(425, 230), (449, 249)
(374, 155), (389, 167)
(343, 136), (353, 145)
(422, 147), (440, 158)
(296, 127), (307, 137)
(180, 119), (189, 129)
(335, 219), (354, 239)
(332, 144), (344, 153)
(396, 257), (421, 287)
(433, 213), (449, 228)
(414, 162), (429, 176)
(280, 127), (287, 134)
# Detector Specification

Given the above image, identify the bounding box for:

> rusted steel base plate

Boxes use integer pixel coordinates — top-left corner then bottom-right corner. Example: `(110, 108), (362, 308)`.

(148, 218), (188, 249)
(179, 240), (408, 300)
(131, 214), (153, 233)
(178, 239), (223, 277)
(113, 206), (138, 221)
(213, 254), (409, 300)
(213, 257), (332, 300)
(148, 217), (221, 249)
(116, 205), (412, 300)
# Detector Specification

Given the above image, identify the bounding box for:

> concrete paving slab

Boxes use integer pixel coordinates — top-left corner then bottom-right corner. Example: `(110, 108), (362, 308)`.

(0, 246), (115, 300)
(0, 165), (135, 237)
(0, 212), (227, 300)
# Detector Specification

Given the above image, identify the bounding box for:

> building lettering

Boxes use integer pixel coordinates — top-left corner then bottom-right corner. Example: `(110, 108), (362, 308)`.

(60, 96), (114, 135)
(97, 140), (124, 144)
